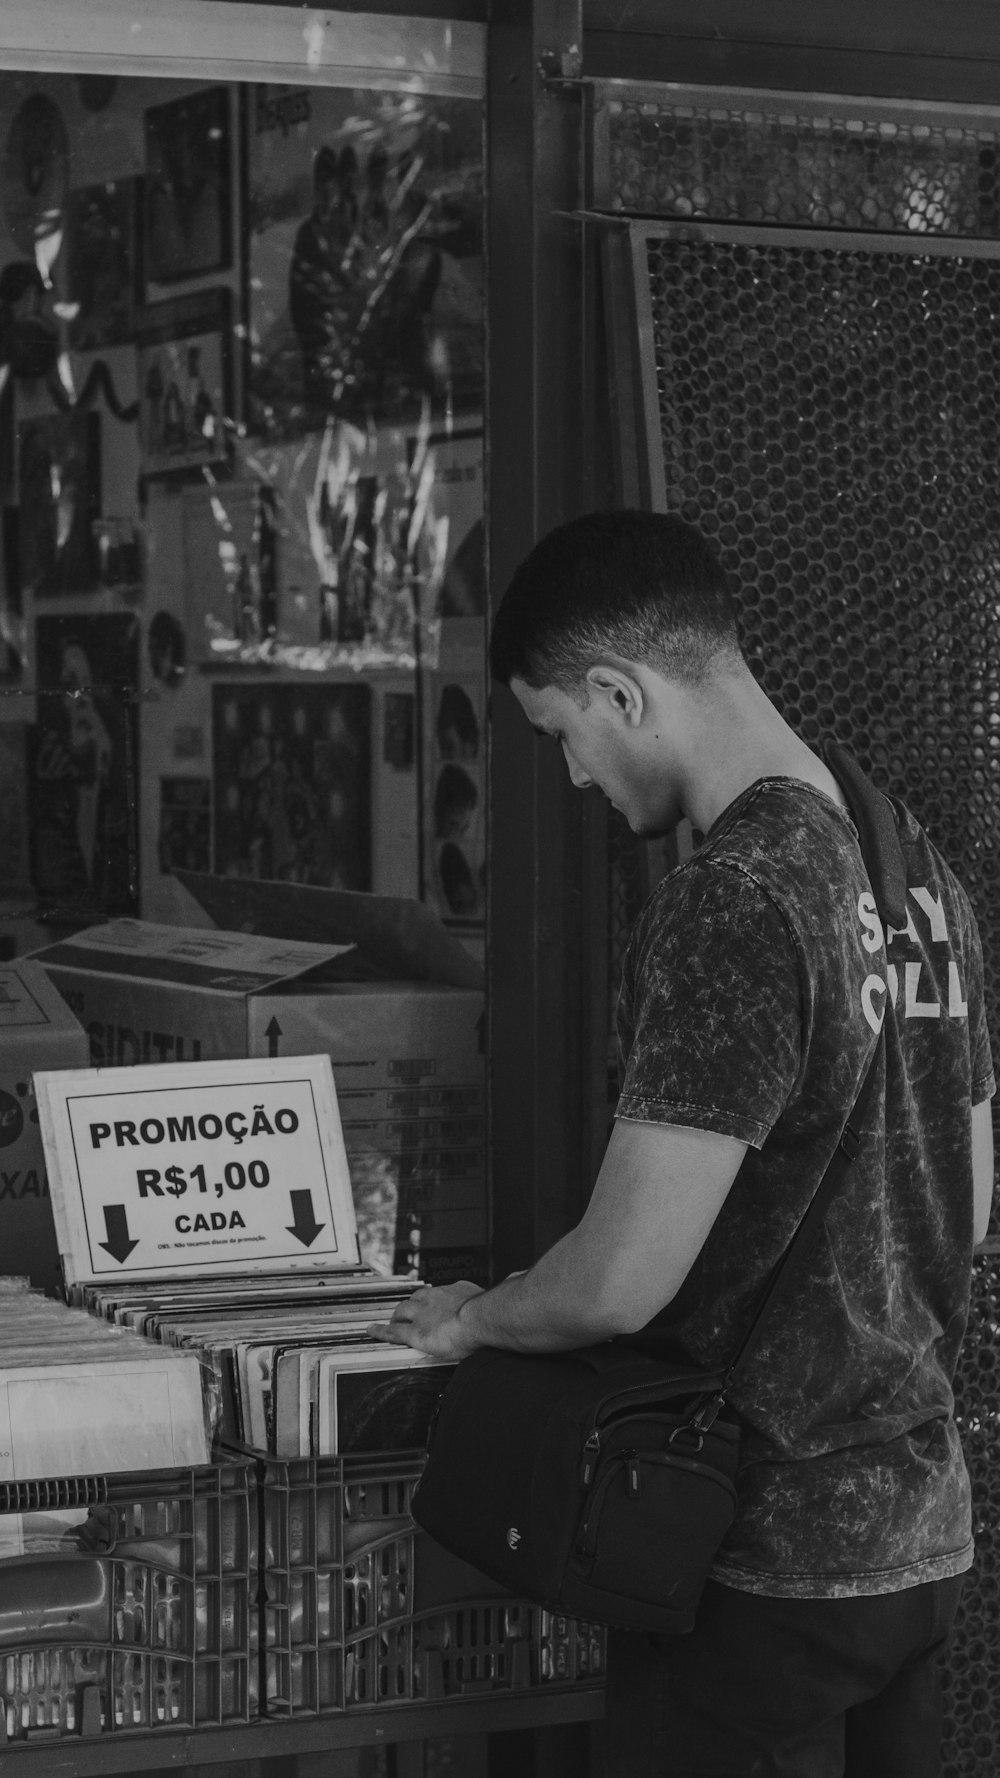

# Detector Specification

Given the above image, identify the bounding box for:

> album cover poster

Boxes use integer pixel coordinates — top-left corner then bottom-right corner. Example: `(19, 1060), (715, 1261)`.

(331, 1358), (454, 1455)
(145, 87), (232, 286)
(212, 680), (372, 889)
(0, 726), (30, 891)
(207, 422), (484, 670)
(424, 664), (485, 926)
(66, 178), (142, 350)
(158, 777), (211, 876)
(30, 612), (139, 920)
(137, 289), (231, 478)
(18, 412), (101, 596)
(0, 377), (13, 503)
(0, 506), (28, 707)
(247, 83), (483, 439)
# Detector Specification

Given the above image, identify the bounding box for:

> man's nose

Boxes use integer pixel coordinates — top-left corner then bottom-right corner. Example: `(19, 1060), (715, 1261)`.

(564, 752), (592, 790)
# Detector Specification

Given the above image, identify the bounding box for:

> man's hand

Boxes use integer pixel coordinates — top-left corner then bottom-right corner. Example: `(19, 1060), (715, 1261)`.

(369, 1281), (485, 1361)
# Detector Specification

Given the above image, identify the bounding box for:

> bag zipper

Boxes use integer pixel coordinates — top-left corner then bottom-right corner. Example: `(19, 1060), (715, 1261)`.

(578, 1380), (725, 1490)
(576, 1450), (639, 1558)
(580, 1430), (601, 1487)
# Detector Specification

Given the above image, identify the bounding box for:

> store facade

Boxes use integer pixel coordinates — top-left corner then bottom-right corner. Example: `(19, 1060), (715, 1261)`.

(0, 2), (997, 1774)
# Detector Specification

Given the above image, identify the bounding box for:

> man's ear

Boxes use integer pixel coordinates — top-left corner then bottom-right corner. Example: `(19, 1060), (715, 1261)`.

(585, 663), (644, 726)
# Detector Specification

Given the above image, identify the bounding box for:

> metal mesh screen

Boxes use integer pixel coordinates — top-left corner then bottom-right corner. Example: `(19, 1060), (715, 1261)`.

(947, 1251), (1000, 1775)
(596, 92), (1000, 1771)
(597, 93), (1000, 236)
(638, 228), (1000, 1088)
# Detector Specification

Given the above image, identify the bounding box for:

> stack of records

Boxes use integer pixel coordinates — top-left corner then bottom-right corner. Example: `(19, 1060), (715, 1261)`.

(0, 1277), (209, 1482)
(36, 1054), (455, 1458)
(78, 1271), (451, 1457)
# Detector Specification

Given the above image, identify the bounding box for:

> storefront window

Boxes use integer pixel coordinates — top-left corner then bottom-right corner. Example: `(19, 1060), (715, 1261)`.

(0, 7), (487, 1285)
(0, 11), (485, 950)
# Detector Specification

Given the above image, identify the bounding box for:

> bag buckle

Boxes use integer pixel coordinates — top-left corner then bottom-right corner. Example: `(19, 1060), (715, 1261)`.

(668, 1424), (704, 1454)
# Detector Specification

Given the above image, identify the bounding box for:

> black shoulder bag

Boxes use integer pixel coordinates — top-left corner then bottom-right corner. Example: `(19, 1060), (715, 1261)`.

(412, 745), (905, 1634)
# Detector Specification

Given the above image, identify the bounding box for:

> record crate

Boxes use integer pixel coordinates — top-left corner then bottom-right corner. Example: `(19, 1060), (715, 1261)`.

(0, 1455), (259, 1745)
(260, 1452), (606, 1716)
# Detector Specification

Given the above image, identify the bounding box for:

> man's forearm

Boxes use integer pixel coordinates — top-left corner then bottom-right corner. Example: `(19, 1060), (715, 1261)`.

(459, 1229), (627, 1352)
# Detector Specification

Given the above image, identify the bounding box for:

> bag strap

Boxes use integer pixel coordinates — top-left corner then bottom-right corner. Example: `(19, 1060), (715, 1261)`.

(693, 745), (904, 1424)
(822, 740), (908, 931)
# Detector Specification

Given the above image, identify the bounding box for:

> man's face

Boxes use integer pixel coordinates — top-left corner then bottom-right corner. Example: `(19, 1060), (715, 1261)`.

(510, 676), (682, 837)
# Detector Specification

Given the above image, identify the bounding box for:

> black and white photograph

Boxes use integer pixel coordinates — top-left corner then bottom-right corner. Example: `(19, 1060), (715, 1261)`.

(144, 86), (231, 285)
(18, 411), (101, 596)
(65, 177), (141, 350)
(158, 776), (210, 877)
(136, 287), (231, 477)
(30, 610), (139, 920)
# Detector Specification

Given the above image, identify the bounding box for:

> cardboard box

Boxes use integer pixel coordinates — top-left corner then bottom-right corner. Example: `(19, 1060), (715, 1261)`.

(0, 961), (89, 1293)
(258, 978), (486, 1276)
(33, 921), (486, 1280)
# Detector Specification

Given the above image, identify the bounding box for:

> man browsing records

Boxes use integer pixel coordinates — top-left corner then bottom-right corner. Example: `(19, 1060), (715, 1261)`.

(372, 510), (995, 1778)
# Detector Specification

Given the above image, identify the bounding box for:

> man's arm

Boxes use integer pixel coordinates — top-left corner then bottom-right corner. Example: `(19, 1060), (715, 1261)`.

(374, 1119), (747, 1360)
(973, 1096), (995, 1248)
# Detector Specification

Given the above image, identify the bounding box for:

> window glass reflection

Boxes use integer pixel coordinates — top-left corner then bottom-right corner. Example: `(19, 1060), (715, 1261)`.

(0, 66), (484, 951)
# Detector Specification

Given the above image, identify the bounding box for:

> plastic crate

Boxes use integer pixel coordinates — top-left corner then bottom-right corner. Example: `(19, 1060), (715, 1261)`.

(0, 1458), (258, 1744)
(261, 1453), (605, 1716)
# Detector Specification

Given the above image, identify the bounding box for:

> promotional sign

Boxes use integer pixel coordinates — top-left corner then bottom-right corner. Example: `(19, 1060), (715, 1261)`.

(35, 1054), (360, 1284)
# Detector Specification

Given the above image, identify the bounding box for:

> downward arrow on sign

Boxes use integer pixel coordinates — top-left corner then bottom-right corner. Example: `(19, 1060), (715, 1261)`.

(99, 1205), (139, 1264)
(287, 1190), (325, 1247)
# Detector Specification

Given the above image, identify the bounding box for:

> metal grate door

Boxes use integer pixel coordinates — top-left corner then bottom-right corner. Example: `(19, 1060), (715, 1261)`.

(595, 83), (1000, 1778)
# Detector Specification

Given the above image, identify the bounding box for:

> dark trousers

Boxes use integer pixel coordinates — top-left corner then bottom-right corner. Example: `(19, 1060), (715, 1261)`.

(604, 1574), (966, 1778)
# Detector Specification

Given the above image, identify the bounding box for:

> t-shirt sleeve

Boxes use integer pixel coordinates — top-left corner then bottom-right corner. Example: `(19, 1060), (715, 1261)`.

(616, 860), (804, 1149)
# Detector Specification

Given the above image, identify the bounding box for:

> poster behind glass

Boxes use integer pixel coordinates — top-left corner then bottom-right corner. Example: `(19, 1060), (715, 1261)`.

(0, 64), (484, 947)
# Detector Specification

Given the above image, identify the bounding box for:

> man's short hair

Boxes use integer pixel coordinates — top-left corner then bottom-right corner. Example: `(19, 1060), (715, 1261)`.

(489, 509), (742, 694)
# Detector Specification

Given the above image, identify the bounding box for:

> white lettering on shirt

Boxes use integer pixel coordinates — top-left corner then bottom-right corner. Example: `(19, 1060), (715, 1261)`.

(910, 886), (947, 943)
(905, 961), (941, 1019)
(948, 961), (969, 1019)
(862, 974), (887, 1033)
(856, 887), (967, 1024)
(886, 905), (919, 944)
(858, 893), (884, 954)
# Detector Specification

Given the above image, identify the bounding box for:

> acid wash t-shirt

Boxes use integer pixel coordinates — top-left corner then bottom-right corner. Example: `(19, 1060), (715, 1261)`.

(616, 777), (995, 1599)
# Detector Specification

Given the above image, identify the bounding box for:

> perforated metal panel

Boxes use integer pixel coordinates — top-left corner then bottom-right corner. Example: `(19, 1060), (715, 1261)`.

(946, 1251), (1000, 1776)
(606, 218), (1000, 1151)
(592, 86), (1000, 237)
(596, 87), (1000, 1778)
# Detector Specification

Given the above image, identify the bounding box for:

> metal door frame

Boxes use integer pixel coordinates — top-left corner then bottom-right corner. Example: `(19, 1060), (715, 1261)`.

(601, 214), (1000, 513)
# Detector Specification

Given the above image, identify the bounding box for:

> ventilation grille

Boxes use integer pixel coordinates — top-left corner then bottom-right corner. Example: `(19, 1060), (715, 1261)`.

(638, 228), (1000, 1079)
(597, 86), (1000, 1773)
(597, 94), (1000, 237)
(945, 1251), (1000, 1777)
